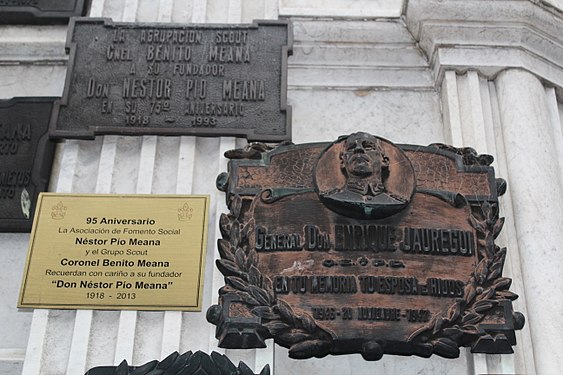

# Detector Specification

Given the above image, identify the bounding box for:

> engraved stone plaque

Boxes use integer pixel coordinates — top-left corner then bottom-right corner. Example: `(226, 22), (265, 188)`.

(0, 97), (56, 232)
(50, 18), (292, 141)
(0, 0), (87, 24)
(19, 194), (209, 311)
(207, 133), (524, 360)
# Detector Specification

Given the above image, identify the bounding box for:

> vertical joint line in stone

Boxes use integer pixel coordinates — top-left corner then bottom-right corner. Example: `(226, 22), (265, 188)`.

(95, 136), (119, 193)
(488, 79), (533, 375)
(228, 0), (243, 23)
(21, 310), (50, 375)
(464, 71), (488, 152)
(158, 0), (174, 22)
(495, 69), (563, 375)
(136, 136), (158, 194)
(122, 0), (140, 22)
(192, 0), (208, 23)
(65, 310), (94, 374)
(441, 71), (463, 146)
(113, 310), (138, 365)
(206, 137), (237, 354)
(55, 141), (80, 193)
(544, 87), (563, 188)
(176, 137), (196, 194)
(89, 0), (107, 17)
(264, 0), (279, 19)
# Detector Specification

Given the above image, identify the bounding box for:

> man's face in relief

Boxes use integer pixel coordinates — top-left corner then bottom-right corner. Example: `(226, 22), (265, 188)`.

(341, 132), (384, 179)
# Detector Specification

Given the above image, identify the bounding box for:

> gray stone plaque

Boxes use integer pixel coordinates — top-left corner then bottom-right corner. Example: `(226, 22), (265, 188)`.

(0, 97), (56, 232)
(0, 0), (87, 24)
(50, 18), (293, 142)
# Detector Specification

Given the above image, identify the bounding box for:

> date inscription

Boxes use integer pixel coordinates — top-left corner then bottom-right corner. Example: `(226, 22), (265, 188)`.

(312, 306), (430, 323)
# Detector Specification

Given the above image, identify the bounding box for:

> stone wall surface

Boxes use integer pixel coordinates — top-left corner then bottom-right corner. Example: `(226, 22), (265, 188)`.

(0, 0), (561, 374)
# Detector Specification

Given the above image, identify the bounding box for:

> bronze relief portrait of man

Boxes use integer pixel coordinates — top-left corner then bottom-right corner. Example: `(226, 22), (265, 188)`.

(315, 132), (416, 219)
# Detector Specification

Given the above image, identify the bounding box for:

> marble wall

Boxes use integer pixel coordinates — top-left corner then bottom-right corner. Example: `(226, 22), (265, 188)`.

(1, 0), (562, 374)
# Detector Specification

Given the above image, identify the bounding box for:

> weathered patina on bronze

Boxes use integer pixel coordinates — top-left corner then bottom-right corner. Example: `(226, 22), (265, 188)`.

(0, 0), (87, 24)
(84, 351), (269, 375)
(207, 132), (524, 360)
(50, 18), (292, 142)
(0, 97), (56, 232)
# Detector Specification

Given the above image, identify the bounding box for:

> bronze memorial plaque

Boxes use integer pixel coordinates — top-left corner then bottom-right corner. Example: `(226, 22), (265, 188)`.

(19, 194), (209, 311)
(0, 0), (88, 24)
(50, 18), (292, 141)
(207, 133), (524, 360)
(0, 97), (57, 232)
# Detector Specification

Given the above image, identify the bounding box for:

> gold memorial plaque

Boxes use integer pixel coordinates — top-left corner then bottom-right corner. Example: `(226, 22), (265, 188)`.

(19, 193), (209, 311)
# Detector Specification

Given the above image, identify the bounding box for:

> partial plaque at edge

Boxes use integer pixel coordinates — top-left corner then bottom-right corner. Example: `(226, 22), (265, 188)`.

(0, 97), (57, 233)
(0, 0), (88, 24)
(84, 351), (269, 375)
(50, 18), (292, 142)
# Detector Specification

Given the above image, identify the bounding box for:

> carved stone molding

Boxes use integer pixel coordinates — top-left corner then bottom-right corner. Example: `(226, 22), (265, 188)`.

(405, 0), (563, 95)
(278, 0), (404, 18)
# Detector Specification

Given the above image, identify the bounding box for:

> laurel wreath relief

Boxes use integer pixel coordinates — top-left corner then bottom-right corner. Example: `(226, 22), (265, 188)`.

(213, 141), (520, 359)
(214, 190), (520, 359)
(406, 200), (518, 357)
(216, 194), (334, 359)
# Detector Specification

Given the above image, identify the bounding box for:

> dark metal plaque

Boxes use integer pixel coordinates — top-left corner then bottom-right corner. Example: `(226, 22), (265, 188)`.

(207, 133), (524, 360)
(0, 0), (87, 24)
(0, 97), (56, 232)
(50, 18), (292, 142)
(85, 351), (270, 375)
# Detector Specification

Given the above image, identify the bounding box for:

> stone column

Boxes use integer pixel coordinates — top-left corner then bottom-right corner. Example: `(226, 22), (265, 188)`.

(495, 69), (563, 375)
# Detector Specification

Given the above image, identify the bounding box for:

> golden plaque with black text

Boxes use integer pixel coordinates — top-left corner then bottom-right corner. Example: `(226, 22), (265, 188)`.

(19, 193), (209, 311)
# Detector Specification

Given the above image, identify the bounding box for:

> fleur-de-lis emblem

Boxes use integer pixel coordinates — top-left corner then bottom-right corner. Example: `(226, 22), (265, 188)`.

(178, 203), (193, 221)
(51, 201), (67, 220)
